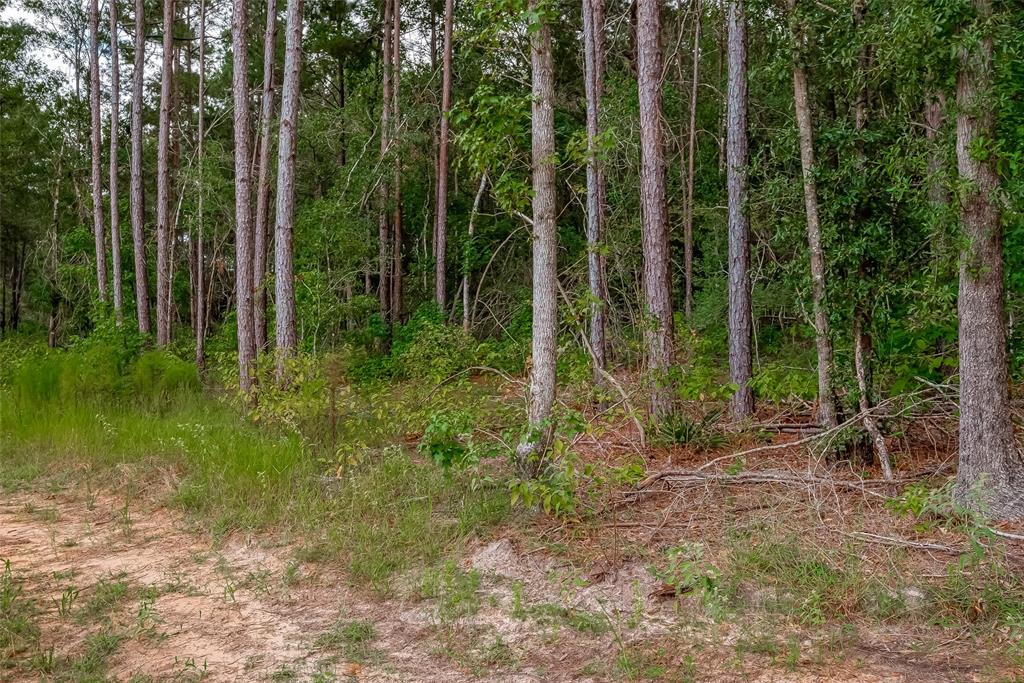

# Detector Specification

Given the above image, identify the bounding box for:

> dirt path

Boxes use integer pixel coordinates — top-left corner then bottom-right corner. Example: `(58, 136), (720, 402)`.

(0, 489), (999, 681)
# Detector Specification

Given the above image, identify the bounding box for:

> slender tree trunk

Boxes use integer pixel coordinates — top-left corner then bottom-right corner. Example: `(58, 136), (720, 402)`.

(726, 0), (753, 419)
(337, 59), (347, 165)
(390, 0), (403, 323)
(953, 0), (1020, 518)
(682, 0), (700, 321)
(130, 0), (151, 335)
(854, 311), (893, 479)
(462, 173), (487, 333)
(233, 0), (257, 392)
(433, 0), (454, 310)
(925, 92), (949, 208)
(48, 143), (65, 348)
(254, 0), (278, 354)
(637, 0), (674, 419)
(583, 0), (608, 385)
(109, 0), (124, 323)
(378, 0), (393, 328)
(788, 0), (837, 430)
(274, 0), (303, 384)
(89, 0), (108, 303)
(195, 0), (207, 369)
(849, 0), (889, 469)
(516, 0), (558, 475)
(155, 0), (175, 345)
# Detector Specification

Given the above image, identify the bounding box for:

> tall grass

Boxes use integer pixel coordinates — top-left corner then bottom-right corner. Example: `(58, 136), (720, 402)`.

(0, 343), (512, 591)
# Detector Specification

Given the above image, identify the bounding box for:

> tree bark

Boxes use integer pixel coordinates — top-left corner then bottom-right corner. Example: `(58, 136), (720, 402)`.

(637, 0), (674, 419)
(925, 91), (949, 209)
(433, 0), (454, 310)
(462, 172), (487, 333)
(48, 143), (65, 348)
(130, 0), (151, 335)
(788, 0), (837, 430)
(195, 0), (207, 369)
(109, 0), (124, 324)
(89, 0), (108, 303)
(390, 0), (403, 324)
(378, 0), (393, 328)
(254, 0), (278, 354)
(516, 0), (558, 475)
(274, 0), (303, 384)
(953, 0), (1021, 518)
(682, 0), (700, 321)
(233, 0), (257, 392)
(583, 0), (608, 386)
(155, 0), (175, 345)
(854, 312), (893, 480)
(726, 0), (753, 419)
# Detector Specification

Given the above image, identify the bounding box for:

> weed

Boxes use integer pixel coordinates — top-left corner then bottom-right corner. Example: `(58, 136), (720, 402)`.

(282, 561), (302, 587)
(78, 575), (130, 623)
(654, 412), (728, 451)
(650, 543), (729, 618)
(313, 619), (378, 662)
(0, 560), (40, 668)
(54, 585), (79, 618)
(420, 561), (481, 622)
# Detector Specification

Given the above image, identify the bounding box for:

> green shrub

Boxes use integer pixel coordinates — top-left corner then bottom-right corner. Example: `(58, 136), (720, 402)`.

(392, 306), (477, 382)
(130, 351), (201, 404)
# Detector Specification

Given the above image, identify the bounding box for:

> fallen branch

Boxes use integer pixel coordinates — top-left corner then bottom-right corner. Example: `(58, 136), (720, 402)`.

(841, 531), (961, 554)
(633, 468), (920, 497)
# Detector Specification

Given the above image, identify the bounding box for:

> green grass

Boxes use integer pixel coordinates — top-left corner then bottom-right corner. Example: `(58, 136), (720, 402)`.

(312, 619), (378, 662)
(0, 352), (513, 593)
(1, 560), (41, 671)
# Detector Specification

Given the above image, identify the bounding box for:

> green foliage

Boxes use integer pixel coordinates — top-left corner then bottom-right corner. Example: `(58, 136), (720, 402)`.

(130, 351), (201, 405)
(391, 306), (479, 382)
(650, 543), (728, 618)
(419, 408), (482, 469)
(654, 411), (728, 451)
(750, 363), (818, 403)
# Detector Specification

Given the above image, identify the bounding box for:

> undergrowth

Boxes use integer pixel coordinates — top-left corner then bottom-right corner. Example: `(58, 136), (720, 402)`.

(0, 341), (513, 593)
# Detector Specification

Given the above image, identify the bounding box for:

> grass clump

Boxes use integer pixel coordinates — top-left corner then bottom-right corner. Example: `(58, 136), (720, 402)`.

(313, 619), (378, 662)
(420, 561), (482, 622)
(0, 560), (40, 670)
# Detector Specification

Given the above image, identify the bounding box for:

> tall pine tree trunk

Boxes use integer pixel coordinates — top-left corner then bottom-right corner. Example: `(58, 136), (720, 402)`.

(788, 0), (836, 430)
(516, 0), (558, 475)
(233, 0), (257, 392)
(726, 0), (753, 419)
(378, 0), (393, 328)
(274, 0), (303, 384)
(254, 0), (278, 354)
(130, 0), (151, 335)
(433, 0), (454, 310)
(89, 0), (108, 303)
(637, 0), (674, 420)
(583, 0), (608, 385)
(682, 0), (700, 322)
(155, 0), (175, 345)
(390, 0), (403, 324)
(953, 0), (1021, 518)
(195, 0), (207, 369)
(109, 0), (124, 324)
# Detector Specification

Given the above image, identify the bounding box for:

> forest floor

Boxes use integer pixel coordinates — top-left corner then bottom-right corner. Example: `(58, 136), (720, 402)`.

(4, 434), (1024, 682)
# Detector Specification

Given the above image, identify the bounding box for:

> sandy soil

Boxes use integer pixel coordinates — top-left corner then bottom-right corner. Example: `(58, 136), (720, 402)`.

(0, 488), (1008, 682)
